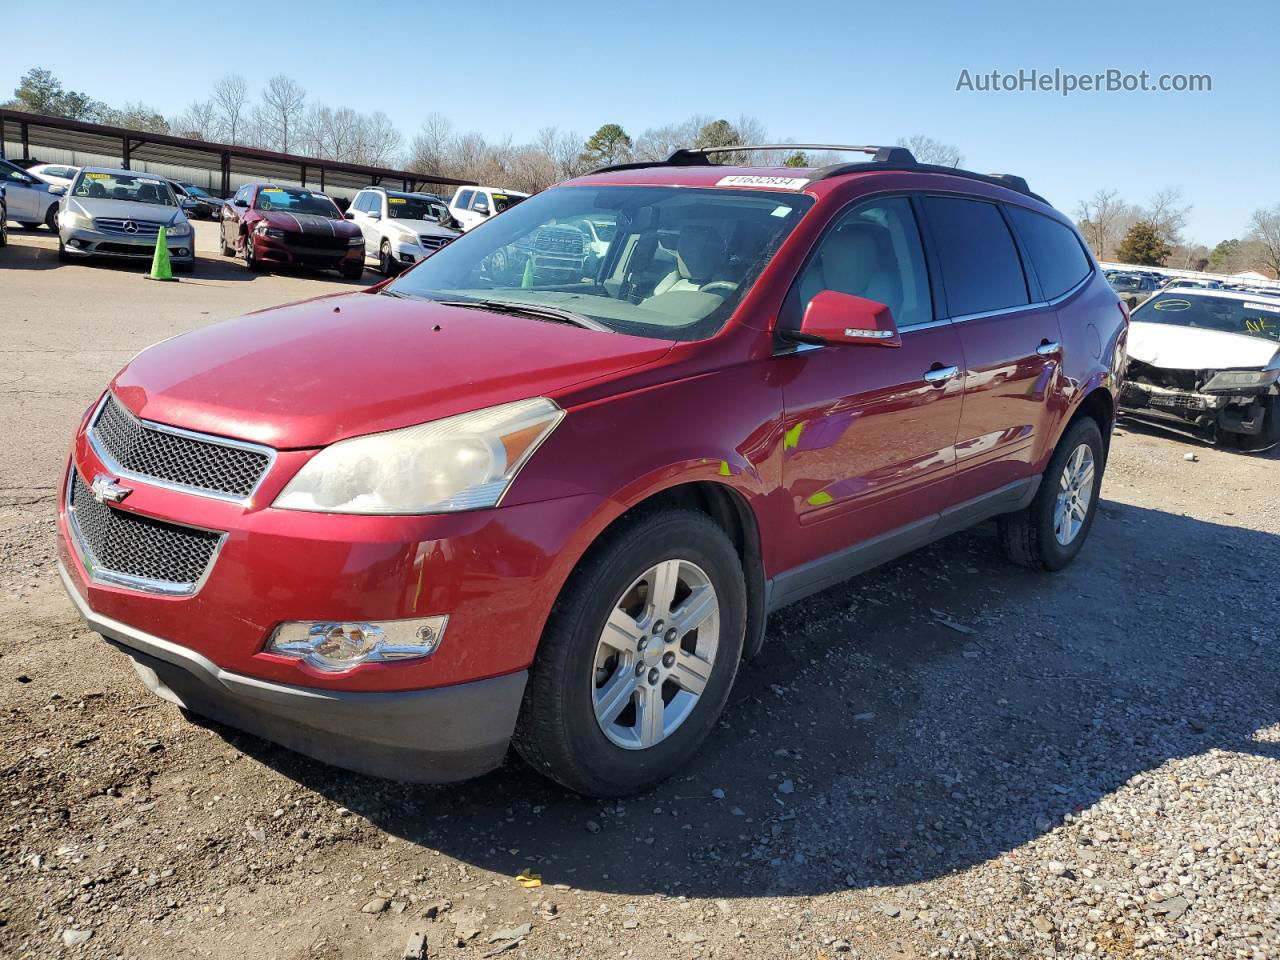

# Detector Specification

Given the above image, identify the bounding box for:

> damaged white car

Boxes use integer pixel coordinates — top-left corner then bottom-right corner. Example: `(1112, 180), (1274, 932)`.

(1120, 288), (1280, 449)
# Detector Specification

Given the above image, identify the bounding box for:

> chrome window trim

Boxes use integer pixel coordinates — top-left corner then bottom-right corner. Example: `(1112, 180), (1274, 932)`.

(86, 392), (277, 505)
(940, 269), (1094, 325)
(65, 465), (227, 597)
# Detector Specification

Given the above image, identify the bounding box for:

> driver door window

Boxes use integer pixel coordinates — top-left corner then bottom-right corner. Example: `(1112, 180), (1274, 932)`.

(789, 196), (934, 330)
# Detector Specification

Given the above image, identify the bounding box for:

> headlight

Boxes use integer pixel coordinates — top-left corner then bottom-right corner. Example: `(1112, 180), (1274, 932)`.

(267, 616), (448, 672)
(165, 221), (192, 237)
(255, 223), (285, 238)
(348, 235), (364, 246)
(60, 210), (92, 231)
(273, 397), (564, 514)
(1200, 368), (1280, 392)
(395, 232), (420, 247)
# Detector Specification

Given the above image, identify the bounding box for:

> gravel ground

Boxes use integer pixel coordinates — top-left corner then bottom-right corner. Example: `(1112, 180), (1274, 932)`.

(1, 229), (1277, 959)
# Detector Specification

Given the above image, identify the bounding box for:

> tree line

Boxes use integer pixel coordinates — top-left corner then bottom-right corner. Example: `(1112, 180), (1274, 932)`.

(4, 67), (962, 194)
(1075, 185), (1280, 278)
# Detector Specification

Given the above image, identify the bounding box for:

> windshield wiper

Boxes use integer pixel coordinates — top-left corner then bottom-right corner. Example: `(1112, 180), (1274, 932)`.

(437, 299), (612, 332)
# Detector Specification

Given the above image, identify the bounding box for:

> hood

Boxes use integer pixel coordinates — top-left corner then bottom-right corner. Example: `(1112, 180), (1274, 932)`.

(260, 210), (360, 238)
(111, 292), (674, 448)
(1129, 321), (1279, 370)
(71, 196), (187, 225)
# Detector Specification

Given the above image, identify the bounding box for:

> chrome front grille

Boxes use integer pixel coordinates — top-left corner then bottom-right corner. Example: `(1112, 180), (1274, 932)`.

(419, 235), (452, 250)
(94, 218), (163, 237)
(89, 394), (273, 502)
(533, 229), (585, 256)
(68, 470), (224, 595)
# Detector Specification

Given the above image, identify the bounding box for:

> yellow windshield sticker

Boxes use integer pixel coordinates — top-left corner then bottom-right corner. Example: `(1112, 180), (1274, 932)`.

(260, 188), (286, 194)
(85, 172), (111, 180)
(388, 197), (407, 205)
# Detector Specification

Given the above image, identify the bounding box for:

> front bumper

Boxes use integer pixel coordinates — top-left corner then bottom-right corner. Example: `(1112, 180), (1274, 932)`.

(1119, 380), (1270, 436)
(61, 225), (194, 262)
(253, 233), (362, 269)
(60, 562), (526, 782)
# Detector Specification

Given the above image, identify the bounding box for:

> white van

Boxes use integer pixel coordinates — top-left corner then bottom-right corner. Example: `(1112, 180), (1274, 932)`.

(448, 186), (529, 231)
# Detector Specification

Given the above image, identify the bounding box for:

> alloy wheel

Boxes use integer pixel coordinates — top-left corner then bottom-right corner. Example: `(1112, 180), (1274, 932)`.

(591, 559), (720, 750)
(1054, 443), (1095, 546)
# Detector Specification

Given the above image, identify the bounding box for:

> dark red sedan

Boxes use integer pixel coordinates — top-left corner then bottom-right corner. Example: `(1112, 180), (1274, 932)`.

(220, 183), (364, 279)
(59, 145), (1127, 796)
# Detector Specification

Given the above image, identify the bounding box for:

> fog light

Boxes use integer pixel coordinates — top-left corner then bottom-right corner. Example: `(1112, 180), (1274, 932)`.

(68, 238), (82, 247)
(176, 247), (189, 257)
(266, 616), (447, 672)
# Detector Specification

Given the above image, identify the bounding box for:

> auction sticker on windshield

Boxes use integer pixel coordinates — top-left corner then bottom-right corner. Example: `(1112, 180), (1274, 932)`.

(1245, 301), (1280, 314)
(716, 175), (810, 190)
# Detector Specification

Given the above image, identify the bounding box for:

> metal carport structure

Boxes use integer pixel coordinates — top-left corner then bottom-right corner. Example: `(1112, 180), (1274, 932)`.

(0, 109), (472, 196)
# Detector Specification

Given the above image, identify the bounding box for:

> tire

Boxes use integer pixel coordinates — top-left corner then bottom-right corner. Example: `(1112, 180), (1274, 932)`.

(341, 261), (364, 281)
(45, 204), (59, 231)
(57, 237), (70, 262)
(998, 417), (1105, 571)
(174, 261), (193, 274)
(244, 234), (265, 273)
(19, 221), (40, 231)
(378, 240), (395, 277)
(0, 214), (8, 247)
(513, 509), (746, 796)
(220, 224), (235, 257)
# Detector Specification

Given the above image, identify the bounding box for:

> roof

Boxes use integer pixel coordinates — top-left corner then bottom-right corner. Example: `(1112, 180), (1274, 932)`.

(0, 108), (472, 192)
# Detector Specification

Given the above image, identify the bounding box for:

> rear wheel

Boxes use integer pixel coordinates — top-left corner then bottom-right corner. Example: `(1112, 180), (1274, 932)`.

(998, 417), (1105, 571)
(514, 509), (745, 796)
(220, 223), (235, 257)
(0, 215), (8, 247)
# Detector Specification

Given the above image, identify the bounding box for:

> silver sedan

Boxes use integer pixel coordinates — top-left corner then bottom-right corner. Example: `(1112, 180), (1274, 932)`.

(57, 167), (195, 271)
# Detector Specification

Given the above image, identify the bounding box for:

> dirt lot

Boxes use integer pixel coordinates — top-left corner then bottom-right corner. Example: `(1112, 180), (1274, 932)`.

(2, 228), (1277, 960)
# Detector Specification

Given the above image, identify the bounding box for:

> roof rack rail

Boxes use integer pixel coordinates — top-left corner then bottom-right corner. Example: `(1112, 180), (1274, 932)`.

(589, 143), (917, 175)
(808, 159), (1043, 201)
(586, 145), (1044, 203)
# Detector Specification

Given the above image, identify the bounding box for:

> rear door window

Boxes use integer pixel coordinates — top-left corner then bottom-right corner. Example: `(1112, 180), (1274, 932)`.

(1006, 205), (1092, 300)
(922, 196), (1029, 317)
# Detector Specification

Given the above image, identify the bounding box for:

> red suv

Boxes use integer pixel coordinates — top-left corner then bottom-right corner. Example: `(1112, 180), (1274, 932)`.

(58, 145), (1127, 796)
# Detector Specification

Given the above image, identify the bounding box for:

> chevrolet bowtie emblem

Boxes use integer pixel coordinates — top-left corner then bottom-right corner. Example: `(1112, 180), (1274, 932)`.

(90, 474), (132, 504)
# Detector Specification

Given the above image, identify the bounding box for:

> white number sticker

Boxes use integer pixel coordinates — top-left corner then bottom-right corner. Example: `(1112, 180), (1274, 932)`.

(716, 175), (809, 190)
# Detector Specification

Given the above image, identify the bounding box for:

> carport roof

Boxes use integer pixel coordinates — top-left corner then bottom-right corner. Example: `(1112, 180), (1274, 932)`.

(0, 109), (473, 193)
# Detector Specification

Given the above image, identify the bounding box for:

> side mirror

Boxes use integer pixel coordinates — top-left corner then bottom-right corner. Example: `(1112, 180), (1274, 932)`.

(792, 290), (901, 347)
(344, 212), (355, 219)
(233, 198), (248, 208)
(367, 211), (380, 220)
(474, 207), (490, 217)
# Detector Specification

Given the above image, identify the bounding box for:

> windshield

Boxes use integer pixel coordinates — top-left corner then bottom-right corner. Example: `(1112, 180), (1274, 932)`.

(254, 187), (341, 218)
(387, 195), (451, 222)
(72, 172), (176, 206)
(182, 184), (213, 199)
(1133, 293), (1280, 344)
(384, 185), (813, 341)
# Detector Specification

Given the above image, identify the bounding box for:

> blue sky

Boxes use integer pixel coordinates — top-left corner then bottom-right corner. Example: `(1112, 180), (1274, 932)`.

(4, 0), (1275, 245)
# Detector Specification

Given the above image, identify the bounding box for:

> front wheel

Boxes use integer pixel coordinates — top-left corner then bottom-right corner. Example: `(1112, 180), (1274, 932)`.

(45, 205), (59, 231)
(998, 417), (1105, 571)
(0, 215), (8, 247)
(378, 240), (395, 277)
(513, 510), (746, 796)
(341, 261), (364, 281)
(220, 224), (235, 257)
(244, 234), (265, 272)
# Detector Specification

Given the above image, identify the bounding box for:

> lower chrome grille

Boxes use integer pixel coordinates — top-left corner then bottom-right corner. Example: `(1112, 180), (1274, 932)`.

(68, 470), (224, 595)
(89, 394), (272, 502)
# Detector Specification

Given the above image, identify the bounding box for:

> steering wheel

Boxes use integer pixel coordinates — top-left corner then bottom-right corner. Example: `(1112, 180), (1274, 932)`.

(699, 281), (738, 295)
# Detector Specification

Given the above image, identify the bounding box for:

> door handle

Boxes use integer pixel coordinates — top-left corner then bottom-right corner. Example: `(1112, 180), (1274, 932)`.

(923, 365), (960, 386)
(1036, 341), (1061, 356)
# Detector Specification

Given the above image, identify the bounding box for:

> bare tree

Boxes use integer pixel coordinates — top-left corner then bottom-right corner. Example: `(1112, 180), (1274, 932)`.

(897, 134), (963, 167)
(408, 112), (456, 178)
(1247, 205), (1280, 280)
(212, 73), (249, 144)
(172, 99), (217, 140)
(1144, 188), (1191, 248)
(356, 111), (403, 166)
(256, 75), (307, 153)
(537, 126), (587, 181)
(1074, 188), (1136, 259)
